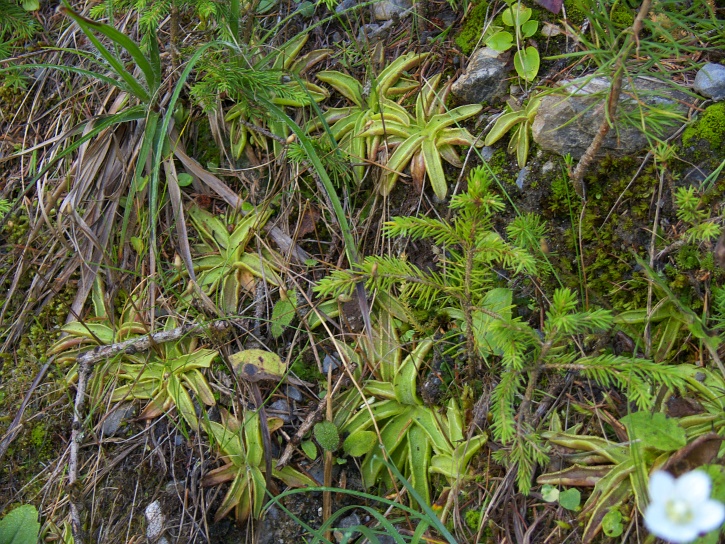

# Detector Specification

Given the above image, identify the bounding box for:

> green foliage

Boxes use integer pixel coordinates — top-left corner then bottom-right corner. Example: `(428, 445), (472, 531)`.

(0, 0), (38, 59)
(0, 504), (40, 544)
(316, 166), (536, 305)
(539, 363), (725, 542)
(185, 205), (283, 313)
(338, 336), (487, 506)
(314, 421), (340, 451)
(271, 290), (298, 338)
(203, 409), (316, 523)
(358, 73), (482, 199)
(485, 1), (539, 81)
(674, 186), (721, 243)
(311, 52), (428, 183)
(602, 508), (624, 538)
(343, 430), (377, 457)
(484, 95), (541, 168)
(208, 34), (329, 158)
(110, 319), (217, 432)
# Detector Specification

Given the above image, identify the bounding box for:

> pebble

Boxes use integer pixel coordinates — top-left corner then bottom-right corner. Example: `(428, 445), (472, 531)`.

(145, 500), (165, 541)
(694, 63), (725, 101)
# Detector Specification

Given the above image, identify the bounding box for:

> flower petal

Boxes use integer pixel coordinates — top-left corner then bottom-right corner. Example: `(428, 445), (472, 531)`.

(676, 470), (712, 503)
(693, 500), (725, 533)
(644, 502), (701, 544)
(649, 471), (676, 501)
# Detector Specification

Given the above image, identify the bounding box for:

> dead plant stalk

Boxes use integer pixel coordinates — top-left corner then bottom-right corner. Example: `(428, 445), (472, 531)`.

(569, 0), (653, 196)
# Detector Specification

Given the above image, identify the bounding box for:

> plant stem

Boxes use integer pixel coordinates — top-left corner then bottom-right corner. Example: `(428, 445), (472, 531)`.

(569, 0), (652, 195)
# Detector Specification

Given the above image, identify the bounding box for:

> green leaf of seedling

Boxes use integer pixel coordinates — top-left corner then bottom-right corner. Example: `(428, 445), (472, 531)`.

(559, 488), (581, 511)
(514, 47), (540, 82)
(177, 173), (193, 187)
(521, 19), (538, 38)
(343, 430), (377, 457)
(602, 508), (624, 538)
(620, 411), (686, 452)
(541, 484), (559, 502)
(502, 5), (531, 26)
(61, 3), (156, 100)
(271, 297), (297, 338)
(256, 0), (276, 13)
(486, 31), (514, 52)
(301, 439), (318, 460)
(0, 504), (40, 544)
(314, 421), (340, 451)
(484, 110), (527, 146)
(22, 0), (39, 10)
(296, 1), (315, 16)
(422, 138), (448, 200)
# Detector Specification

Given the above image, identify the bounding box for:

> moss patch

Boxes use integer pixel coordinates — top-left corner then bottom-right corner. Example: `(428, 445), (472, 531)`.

(682, 102), (725, 151)
(455, 0), (489, 55)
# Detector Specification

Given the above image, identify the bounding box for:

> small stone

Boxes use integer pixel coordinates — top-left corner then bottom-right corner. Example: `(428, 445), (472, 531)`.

(372, 0), (411, 20)
(285, 385), (303, 402)
(145, 501), (165, 541)
(694, 63), (725, 101)
(480, 146), (495, 161)
(451, 47), (510, 105)
(269, 399), (292, 423)
(516, 166), (530, 189)
(532, 76), (690, 159)
(322, 354), (340, 374)
(335, 0), (356, 12)
(334, 513), (361, 542)
(100, 403), (134, 437)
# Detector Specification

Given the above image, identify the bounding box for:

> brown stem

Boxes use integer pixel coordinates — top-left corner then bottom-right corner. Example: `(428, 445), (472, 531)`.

(569, 0), (652, 195)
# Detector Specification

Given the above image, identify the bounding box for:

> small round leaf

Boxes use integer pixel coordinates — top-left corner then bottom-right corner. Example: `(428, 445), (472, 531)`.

(314, 421), (340, 452)
(559, 488), (581, 511)
(301, 440), (318, 460)
(602, 509), (624, 537)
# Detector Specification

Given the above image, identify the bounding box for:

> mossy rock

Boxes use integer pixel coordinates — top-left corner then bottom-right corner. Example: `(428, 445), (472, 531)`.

(682, 102), (725, 152)
(455, 0), (489, 55)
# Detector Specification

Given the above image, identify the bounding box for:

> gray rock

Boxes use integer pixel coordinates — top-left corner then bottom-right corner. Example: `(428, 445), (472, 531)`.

(100, 403), (134, 437)
(531, 76), (690, 159)
(334, 513), (362, 542)
(269, 399), (292, 423)
(285, 385), (303, 402)
(372, 0), (411, 20)
(145, 500), (165, 541)
(515, 166), (530, 189)
(322, 353), (341, 373)
(335, 0), (356, 12)
(451, 47), (510, 105)
(694, 63), (725, 101)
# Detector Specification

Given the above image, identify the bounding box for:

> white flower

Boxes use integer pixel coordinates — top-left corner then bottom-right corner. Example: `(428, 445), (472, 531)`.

(644, 470), (725, 543)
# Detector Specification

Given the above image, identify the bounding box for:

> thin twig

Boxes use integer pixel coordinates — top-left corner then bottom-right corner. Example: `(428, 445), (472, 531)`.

(66, 319), (230, 543)
(569, 0), (653, 195)
(276, 370), (350, 468)
(76, 320), (230, 367)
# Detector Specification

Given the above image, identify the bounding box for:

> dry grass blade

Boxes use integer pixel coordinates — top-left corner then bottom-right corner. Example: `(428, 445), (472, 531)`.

(163, 156), (196, 281)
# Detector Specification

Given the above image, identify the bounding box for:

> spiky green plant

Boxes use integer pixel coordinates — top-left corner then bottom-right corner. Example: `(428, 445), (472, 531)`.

(317, 166), (696, 496)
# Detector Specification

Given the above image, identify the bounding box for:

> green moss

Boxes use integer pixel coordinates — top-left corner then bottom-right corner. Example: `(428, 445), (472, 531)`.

(465, 508), (482, 530)
(675, 244), (700, 271)
(564, 0), (588, 26)
(609, 3), (634, 29)
(455, 0), (489, 55)
(682, 103), (725, 151)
